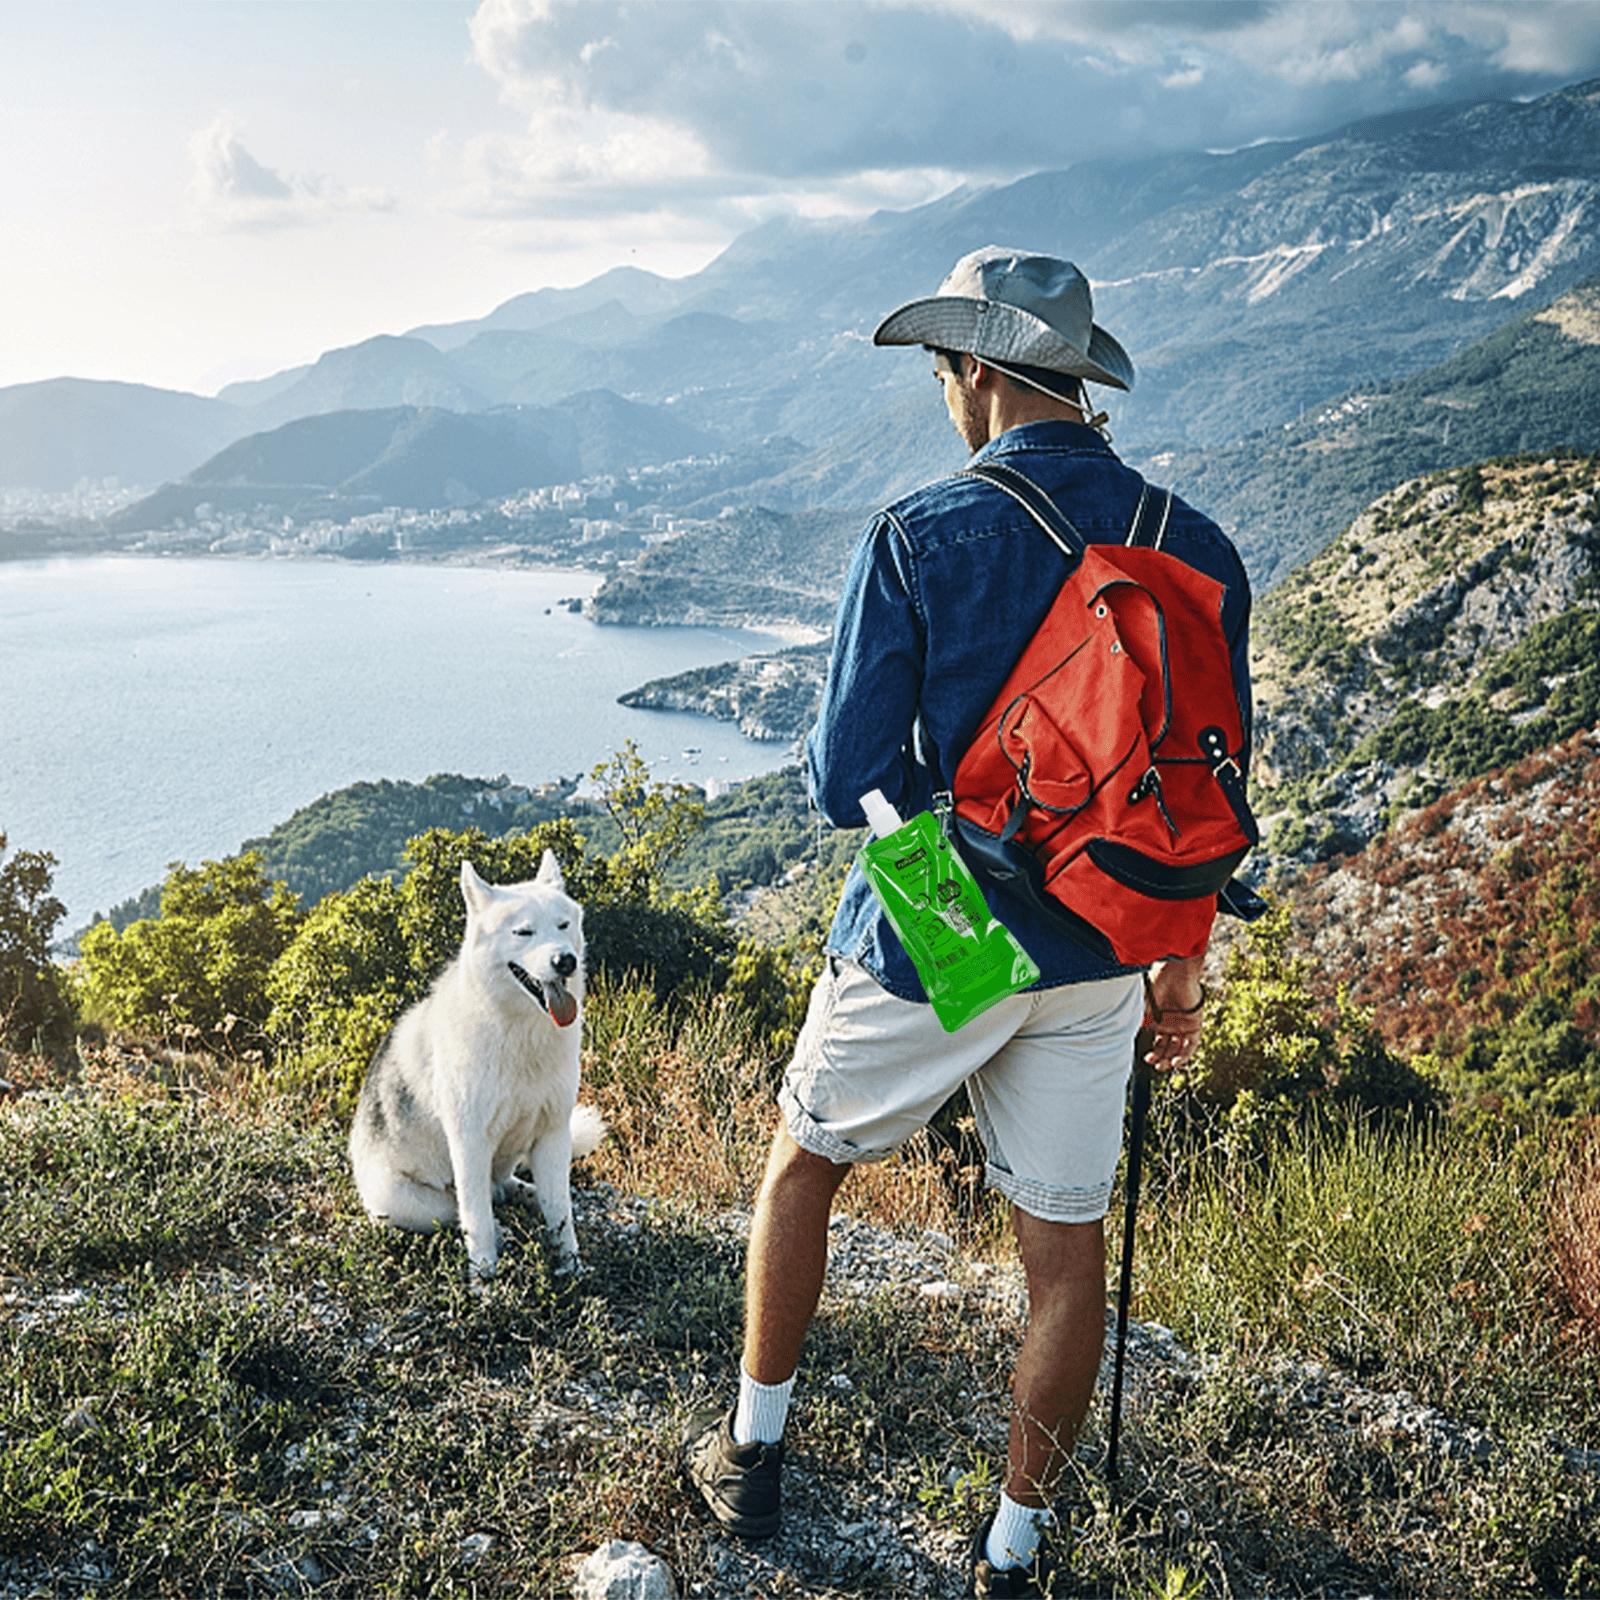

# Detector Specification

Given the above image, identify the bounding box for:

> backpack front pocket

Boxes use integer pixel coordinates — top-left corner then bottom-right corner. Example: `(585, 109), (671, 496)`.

(998, 618), (1149, 819)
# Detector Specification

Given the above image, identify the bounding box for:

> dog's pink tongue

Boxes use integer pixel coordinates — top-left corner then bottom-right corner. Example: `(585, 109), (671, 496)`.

(548, 983), (578, 1028)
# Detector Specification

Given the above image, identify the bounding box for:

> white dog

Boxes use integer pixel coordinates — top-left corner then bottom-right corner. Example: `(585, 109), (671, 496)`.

(348, 850), (605, 1278)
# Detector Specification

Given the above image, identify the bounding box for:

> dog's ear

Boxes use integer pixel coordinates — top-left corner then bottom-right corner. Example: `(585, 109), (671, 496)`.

(460, 859), (494, 916)
(535, 848), (564, 891)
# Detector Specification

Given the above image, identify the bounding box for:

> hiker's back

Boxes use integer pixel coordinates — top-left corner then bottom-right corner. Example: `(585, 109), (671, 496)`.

(806, 416), (1252, 999)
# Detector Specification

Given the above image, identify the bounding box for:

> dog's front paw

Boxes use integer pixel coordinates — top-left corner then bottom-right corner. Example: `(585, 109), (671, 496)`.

(467, 1231), (500, 1283)
(551, 1250), (586, 1279)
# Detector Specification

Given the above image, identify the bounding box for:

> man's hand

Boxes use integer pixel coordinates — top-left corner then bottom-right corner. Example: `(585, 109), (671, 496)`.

(1141, 955), (1208, 1071)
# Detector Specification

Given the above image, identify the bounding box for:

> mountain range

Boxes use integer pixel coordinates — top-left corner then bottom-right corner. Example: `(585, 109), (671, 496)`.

(8, 74), (1600, 576)
(108, 390), (717, 529)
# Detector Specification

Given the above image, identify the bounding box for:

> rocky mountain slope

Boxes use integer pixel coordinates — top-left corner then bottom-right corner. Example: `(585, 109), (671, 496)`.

(1252, 453), (1598, 856)
(1152, 276), (1600, 588)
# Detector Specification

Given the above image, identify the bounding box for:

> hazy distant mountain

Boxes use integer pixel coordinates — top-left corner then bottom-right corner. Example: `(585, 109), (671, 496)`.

(0, 378), (248, 492)
(112, 390), (717, 529)
(404, 266), (690, 351)
(215, 364), (314, 408)
(239, 335), (496, 430)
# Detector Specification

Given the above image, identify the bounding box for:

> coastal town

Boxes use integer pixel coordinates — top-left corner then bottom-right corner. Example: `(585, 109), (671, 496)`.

(0, 452), (752, 570)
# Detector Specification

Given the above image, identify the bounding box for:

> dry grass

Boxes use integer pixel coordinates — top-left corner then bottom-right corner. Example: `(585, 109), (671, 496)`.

(1553, 1122), (1600, 1337)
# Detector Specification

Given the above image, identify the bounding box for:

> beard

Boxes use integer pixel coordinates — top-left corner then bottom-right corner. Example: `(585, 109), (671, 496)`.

(948, 379), (990, 452)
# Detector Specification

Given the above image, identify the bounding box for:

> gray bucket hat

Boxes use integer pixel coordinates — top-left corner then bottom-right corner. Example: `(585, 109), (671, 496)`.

(873, 245), (1134, 391)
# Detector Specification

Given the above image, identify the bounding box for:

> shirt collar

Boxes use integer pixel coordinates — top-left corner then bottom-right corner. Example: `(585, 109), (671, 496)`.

(970, 419), (1117, 464)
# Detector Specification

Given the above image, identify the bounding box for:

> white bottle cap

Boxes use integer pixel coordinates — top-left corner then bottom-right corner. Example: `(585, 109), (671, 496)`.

(859, 789), (905, 838)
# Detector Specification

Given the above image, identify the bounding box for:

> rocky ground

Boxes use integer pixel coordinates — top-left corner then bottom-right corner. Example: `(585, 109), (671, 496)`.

(3, 1081), (1596, 1599)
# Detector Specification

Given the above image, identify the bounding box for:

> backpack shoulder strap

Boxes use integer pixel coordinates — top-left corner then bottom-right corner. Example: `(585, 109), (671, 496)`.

(1125, 479), (1174, 549)
(961, 462), (1087, 560)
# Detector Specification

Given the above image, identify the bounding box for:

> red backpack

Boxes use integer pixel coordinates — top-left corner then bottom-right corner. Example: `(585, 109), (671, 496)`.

(943, 462), (1257, 967)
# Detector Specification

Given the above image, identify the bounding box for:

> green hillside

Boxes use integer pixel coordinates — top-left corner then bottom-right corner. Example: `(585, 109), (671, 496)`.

(78, 774), (580, 945)
(589, 504), (864, 630)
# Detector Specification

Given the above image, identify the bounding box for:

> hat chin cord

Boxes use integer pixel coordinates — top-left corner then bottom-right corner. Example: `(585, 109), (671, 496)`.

(983, 356), (1114, 443)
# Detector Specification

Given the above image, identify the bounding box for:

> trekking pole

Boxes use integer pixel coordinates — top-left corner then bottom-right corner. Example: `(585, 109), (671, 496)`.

(1106, 1030), (1155, 1486)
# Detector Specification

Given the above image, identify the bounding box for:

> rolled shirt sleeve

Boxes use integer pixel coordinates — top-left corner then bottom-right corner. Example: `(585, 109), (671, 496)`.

(804, 512), (926, 829)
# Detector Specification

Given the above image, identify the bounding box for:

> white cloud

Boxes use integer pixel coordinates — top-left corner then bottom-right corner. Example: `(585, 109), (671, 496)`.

(185, 119), (396, 233)
(452, 0), (1600, 243)
(1405, 58), (1449, 89)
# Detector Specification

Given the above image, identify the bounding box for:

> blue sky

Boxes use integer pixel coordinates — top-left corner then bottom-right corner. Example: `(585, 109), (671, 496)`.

(3, 0), (1599, 395)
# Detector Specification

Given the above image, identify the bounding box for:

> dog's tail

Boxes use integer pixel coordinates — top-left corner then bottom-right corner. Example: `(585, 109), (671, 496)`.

(569, 1104), (608, 1160)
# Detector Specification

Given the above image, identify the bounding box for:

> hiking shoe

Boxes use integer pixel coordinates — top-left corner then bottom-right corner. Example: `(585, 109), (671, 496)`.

(681, 1405), (783, 1539)
(966, 1511), (1064, 1598)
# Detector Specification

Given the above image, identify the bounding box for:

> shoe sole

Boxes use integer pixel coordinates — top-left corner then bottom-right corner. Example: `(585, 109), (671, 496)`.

(680, 1457), (781, 1540)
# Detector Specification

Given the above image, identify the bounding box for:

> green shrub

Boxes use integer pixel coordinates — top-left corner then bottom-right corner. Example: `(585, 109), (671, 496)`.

(1174, 907), (1440, 1137)
(263, 874), (413, 1108)
(0, 833), (73, 1052)
(74, 852), (300, 1053)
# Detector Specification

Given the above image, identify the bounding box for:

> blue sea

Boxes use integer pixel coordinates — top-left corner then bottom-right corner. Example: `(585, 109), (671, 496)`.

(0, 555), (808, 932)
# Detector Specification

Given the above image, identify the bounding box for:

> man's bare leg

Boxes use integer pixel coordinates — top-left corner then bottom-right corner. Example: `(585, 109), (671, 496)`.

(743, 1122), (850, 1384)
(1006, 1207), (1108, 1505)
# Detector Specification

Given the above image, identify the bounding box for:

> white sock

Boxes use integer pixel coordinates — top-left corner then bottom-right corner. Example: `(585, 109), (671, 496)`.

(732, 1366), (794, 1446)
(985, 1491), (1050, 1570)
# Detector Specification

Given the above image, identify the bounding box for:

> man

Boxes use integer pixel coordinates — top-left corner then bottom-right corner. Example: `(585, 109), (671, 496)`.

(683, 247), (1252, 1598)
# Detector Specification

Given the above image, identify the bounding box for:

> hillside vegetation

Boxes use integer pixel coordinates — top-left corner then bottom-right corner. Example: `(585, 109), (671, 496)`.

(1283, 726), (1600, 1119)
(79, 775), (580, 947)
(588, 504), (863, 630)
(1253, 452), (1598, 859)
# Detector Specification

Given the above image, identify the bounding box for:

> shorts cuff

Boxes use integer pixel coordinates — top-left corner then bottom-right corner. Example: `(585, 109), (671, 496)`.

(778, 1080), (886, 1167)
(984, 1162), (1112, 1223)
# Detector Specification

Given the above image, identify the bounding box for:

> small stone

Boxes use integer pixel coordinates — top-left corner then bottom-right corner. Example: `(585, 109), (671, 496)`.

(573, 1540), (677, 1600)
(287, 1507), (345, 1530)
(919, 1280), (962, 1304)
(62, 1398), (101, 1439)
(459, 1531), (494, 1564)
(828, 1372), (854, 1392)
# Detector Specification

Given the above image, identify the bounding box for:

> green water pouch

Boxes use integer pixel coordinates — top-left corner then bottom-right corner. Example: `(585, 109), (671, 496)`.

(857, 789), (1040, 1032)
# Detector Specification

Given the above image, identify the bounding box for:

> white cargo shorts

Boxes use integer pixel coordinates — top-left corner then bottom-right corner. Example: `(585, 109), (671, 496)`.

(778, 953), (1146, 1223)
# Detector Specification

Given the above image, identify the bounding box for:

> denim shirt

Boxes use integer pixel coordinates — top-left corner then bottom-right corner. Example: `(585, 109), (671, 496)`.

(804, 419), (1253, 1002)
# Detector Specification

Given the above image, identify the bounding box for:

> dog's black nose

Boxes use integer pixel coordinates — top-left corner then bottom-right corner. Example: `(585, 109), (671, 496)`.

(553, 951), (577, 979)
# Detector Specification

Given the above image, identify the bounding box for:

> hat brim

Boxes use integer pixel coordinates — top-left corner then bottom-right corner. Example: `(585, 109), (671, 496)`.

(872, 294), (1134, 391)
